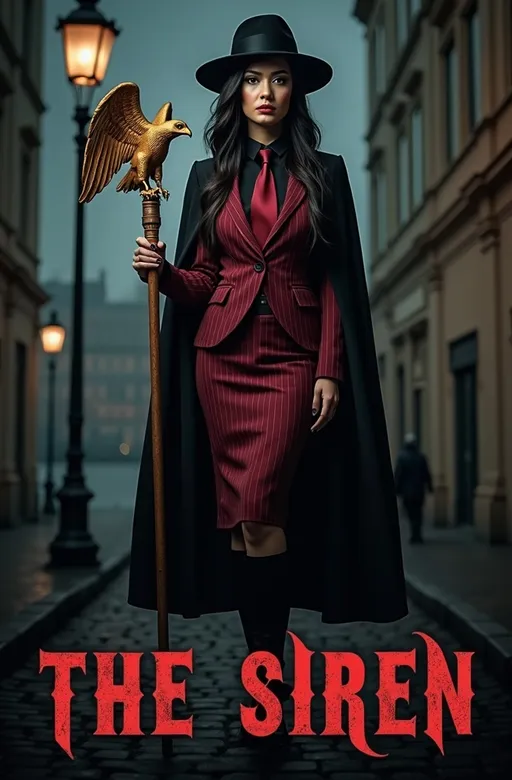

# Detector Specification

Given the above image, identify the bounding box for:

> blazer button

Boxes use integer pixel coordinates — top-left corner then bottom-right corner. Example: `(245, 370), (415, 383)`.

(253, 262), (264, 272)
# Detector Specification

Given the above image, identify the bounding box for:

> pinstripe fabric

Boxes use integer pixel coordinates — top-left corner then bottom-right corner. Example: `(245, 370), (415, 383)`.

(159, 239), (218, 305)
(316, 271), (343, 381)
(195, 313), (316, 529)
(159, 174), (343, 380)
(157, 174), (345, 529)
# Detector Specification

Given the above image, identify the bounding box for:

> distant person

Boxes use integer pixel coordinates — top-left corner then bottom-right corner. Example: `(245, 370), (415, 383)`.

(394, 433), (433, 544)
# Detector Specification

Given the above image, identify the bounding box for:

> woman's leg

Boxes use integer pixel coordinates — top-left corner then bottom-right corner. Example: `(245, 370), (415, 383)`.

(242, 523), (286, 556)
(231, 524), (246, 551)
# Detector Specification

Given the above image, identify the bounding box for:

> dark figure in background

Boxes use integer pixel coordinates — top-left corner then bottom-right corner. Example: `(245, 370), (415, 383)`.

(395, 433), (433, 544)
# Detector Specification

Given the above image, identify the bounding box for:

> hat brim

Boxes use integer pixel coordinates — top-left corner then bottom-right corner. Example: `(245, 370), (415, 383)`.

(195, 51), (333, 94)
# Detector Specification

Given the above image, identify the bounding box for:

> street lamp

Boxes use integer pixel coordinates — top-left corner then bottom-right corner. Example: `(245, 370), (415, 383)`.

(50, 0), (120, 566)
(40, 312), (66, 516)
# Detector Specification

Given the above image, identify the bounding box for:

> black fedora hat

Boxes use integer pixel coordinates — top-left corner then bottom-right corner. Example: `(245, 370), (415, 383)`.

(195, 14), (333, 95)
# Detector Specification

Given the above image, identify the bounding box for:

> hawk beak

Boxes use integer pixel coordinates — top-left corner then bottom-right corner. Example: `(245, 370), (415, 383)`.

(172, 126), (192, 139)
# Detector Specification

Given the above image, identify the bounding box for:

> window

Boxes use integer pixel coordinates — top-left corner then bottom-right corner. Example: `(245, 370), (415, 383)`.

(410, 0), (422, 18)
(22, 0), (34, 64)
(467, 5), (481, 130)
(376, 164), (387, 252)
(397, 129), (410, 225)
(395, 0), (422, 49)
(396, 365), (405, 445)
(374, 17), (386, 95)
(378, 355), (386, 380)
(0, 99), (5, 206)
(15, 342), (27, 476)
(444, 41), (459, 161)
(411, 103), (424, 208)
(370, 28), (377, 98)
(508, 2), (512, 84)
(19, 145), (31, 230)
(413, 388), (422, 450)
(396, 0), (409, 49)
(123, 427), (134, 444)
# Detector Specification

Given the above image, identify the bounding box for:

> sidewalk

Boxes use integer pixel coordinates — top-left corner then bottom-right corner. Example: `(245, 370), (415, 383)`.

(400, 515), (512, 688)
(401, 520), (511, 630)
(0, 508), (132, 678)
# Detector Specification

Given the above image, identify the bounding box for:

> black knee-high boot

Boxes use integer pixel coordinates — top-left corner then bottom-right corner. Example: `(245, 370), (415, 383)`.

(231, 549), (291, 744)
(232, 549), (252, 649)
(240, 551), (292, 700)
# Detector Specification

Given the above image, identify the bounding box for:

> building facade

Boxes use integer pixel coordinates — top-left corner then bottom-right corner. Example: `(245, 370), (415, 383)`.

(354, 0), (512, 542)
(39, 272), (150, 465)
(0, 0), (47, 526)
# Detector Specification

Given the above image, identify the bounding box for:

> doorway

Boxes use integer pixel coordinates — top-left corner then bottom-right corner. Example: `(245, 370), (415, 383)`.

(396, 364), (405, 447)
(413, 387), (423, 450)
(450, 333), (478, 525)
(454, 367), (477, 524)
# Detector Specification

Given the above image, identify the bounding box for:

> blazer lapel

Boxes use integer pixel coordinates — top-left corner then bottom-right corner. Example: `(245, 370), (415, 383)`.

(224, 178), (263, 260)
(222, 173), (307, 258)
(263, 175), (307, 250)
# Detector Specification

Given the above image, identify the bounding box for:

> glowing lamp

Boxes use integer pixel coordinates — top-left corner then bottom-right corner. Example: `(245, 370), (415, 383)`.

(40, 311), (66, 355)
(57, 0), (119, 87)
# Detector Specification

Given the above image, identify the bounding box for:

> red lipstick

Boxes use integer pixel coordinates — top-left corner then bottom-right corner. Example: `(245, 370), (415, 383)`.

(257, 105), (275, 114)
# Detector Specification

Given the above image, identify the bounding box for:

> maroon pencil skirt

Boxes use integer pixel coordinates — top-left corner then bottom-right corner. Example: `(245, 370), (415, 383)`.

(195, 312), (317, 530)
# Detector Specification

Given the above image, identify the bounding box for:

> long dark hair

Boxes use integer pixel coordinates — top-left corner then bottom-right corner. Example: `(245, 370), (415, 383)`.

(199, 65), (329, 255)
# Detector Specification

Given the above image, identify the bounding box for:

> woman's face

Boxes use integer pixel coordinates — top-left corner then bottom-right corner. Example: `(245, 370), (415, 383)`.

(241, 58), (293, 131)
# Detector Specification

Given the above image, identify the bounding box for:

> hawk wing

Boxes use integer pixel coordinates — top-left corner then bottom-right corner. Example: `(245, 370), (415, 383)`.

(152, 102), (173, 125)
(79, 82), (152, 203)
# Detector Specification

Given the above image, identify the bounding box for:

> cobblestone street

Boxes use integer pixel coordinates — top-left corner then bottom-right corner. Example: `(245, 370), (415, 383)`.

(0, 569), (511, 780)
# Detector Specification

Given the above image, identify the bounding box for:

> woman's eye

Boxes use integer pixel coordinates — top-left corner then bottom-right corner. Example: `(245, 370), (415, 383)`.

(244, 76), (288, 86)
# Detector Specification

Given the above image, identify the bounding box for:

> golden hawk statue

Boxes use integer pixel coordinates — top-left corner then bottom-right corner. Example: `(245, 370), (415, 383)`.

(79, 81), (192, 204)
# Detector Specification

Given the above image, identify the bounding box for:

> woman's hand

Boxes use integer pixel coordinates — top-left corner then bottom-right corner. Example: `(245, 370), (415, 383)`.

(132, 237), (167, 281)
(311, 378), (339, 433)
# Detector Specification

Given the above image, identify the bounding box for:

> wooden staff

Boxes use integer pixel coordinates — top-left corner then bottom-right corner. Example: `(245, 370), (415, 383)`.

(79, 81), (192, 758)
(140, 195), (168, 649)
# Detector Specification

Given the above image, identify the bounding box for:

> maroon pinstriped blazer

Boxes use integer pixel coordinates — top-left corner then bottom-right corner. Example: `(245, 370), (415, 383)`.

(159, 174), (343, 381)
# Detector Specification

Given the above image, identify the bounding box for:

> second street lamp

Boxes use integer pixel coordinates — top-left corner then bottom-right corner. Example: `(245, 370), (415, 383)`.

(50, 0), (120, 566)
(40, 312), (66, 516)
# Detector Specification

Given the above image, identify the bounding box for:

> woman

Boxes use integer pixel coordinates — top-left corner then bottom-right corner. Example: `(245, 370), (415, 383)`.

(129, 13), (407, 738)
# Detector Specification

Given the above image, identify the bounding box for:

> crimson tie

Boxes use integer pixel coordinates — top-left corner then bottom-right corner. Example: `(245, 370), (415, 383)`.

(250, 148), (278, 249)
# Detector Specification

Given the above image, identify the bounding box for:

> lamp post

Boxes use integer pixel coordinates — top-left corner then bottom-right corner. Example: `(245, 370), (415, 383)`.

(40, 312), (66, 516)
(50, 0), (120, 566)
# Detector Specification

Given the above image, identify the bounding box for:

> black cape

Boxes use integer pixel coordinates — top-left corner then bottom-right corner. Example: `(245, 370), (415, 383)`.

(128, 152), (408, 624)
